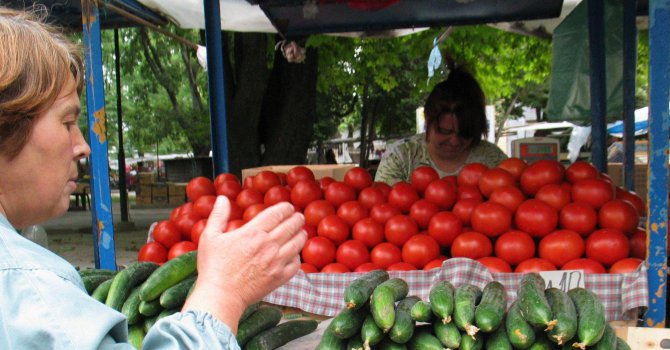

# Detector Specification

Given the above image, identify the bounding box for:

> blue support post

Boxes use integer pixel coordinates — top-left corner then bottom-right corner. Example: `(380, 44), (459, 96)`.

(588, 0), (607, 173)
(644, 0), (670, 328)
(622, 0), (637, 191)
(204, 0), (230, 176)
(81, 3), (117, 270)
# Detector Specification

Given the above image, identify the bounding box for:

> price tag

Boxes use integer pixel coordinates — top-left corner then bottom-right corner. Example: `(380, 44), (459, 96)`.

(538, 270), (585, 292)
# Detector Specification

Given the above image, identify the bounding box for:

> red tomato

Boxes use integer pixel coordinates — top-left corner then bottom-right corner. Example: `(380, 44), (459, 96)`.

(565, 161), (600, 184)
(243, 203), (267, 221)
(402, 234), (440, 269)
(535, 183), (571, 211)
(373, 182), (392, 198)
(423, 179), (458, 210)
(451, 199), (480, 227)
(470, 202), (512, 238)
(337, 201), (369, 227)
(304, 200), (336, 227)
(193, 195), (216, 218)
(138, 241), (168, 264)
(427, 211), (463, 248)
(615, 187), (646, 217)
(225, 219), (246, 232)
(301, 236), (336, 269)
(561, 258), (607, 274)
(287, 166), (316, 187)
(215, 180), (242, 200)
(477, 256), (513, 273)
(167, 241), (197, 260)
(514, 258), (557, 273)
(410, 166), (440, 195)
(586, 228), (630, 266)
(387, 182), (420, 213)
(457, 163), (489, 187)
(263, 185), (291, 206)
(598, 199), (640, 234)
(235, 188), (264, 210)
(213, 173), (239, 189)
(319, 176), (336, 192)
(190, 219), (207, 246)
(423, 256), (447, 271)
(629, 228), (646, 259)
(325, 181), (357, 207)
(369, 203), (402, 225)
(186, 177), (216, 202)
(559, 202), (598, 236)
(251, 171), (281, 194)
(385, 214), (418, 247)
(242, 175), (254, 189)
(571, 178), (615, 209)
(290, 180), (323, 210)
(228, 202), (243, 221)
(318, 214), (350, 245)
(355, 262), (383, 273)
(488, 186), (526, 212)
(300, 262), (319, 273)
(386, 262), (417, 271)
(336, 239), (370, 271)
(450, 231), (493, 260)
(344, 167), (373, 192)
(358, 187), (386, 209)
(409, 199), (440, 229)
(519, 159), (565, 196)
(538, 229), (585, 268)
(457, 185), (484, 202)
(478, 168), (516, 198)
(153, 220), (182, 249)
(303, 224), (317, 239)
(609, 258), (643, 274)
(494, 230), (536, 266)
(370, 242), (402, 269)
(352, 218), (385, 248)
(320, 262), (351, 273)
(514, 199), (558, 238)
(496, 157), (527, 180)
(173, 212), (202, 240)
(170, 203), (191, 222)
(276, 172), (287, 186)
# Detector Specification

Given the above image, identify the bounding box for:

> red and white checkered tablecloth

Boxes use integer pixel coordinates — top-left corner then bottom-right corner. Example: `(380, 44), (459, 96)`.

(263, 258), (648, 322)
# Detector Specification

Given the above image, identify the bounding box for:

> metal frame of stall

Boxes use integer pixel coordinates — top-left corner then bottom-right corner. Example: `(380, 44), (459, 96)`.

(78, 0), (670, 325)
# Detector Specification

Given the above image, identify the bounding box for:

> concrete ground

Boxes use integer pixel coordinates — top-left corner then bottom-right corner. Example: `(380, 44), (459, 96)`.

(41, 199), (175, 270)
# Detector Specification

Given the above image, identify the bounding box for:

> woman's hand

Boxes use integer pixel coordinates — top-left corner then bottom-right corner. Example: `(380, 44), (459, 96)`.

(182, 196), (306, 332)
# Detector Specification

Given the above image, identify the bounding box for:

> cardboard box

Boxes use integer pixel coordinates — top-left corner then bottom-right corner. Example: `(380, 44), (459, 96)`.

(138, 172), (155, 185)
(138, 184), (153, 197)
(152, 195), (168, 205)
(151, 184), (168, 197)
(242, 164), (356, 182)
(613, 325), (670, 348)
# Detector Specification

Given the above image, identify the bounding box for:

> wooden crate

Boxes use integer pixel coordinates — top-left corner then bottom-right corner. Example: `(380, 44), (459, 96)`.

(613, 326), (670, 349)
(138, 172), (156, 185)
(151, 184), (168, 197)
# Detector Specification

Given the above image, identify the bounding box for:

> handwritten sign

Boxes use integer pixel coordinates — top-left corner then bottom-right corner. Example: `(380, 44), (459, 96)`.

(539, 270), (585, 292)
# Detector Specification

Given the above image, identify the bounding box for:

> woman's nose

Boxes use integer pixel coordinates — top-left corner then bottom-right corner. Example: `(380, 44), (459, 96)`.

(73, 128), (91, 160)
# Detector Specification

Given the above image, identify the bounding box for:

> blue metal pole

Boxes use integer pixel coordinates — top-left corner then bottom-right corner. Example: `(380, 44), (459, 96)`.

(587, 0), (607, 172)
(644, 0), (670, 328)
(622, 0), (637, 191)
(203, 0), (230, 176)
(81, 3), (117, 270)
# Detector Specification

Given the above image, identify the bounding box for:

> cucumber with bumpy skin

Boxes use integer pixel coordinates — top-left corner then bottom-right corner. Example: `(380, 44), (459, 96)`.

(344, 269), (390, 310)
(389, 296), (421, 344)
(406, 327), (444, 350)
(474, 281), (505, 333)
(106, 261), (159, 311)
(361, 314), (384, 350)
(91, 278), (113, 303)
(616, 337), (632, 350)
(378, 337), (407, 350)
(139, 250), (197, 302)
(567, 287), (606, 349)
(371, 278), (409, 332)
(138, 298), (162, 317)
(460, 332), (483, 350)
(159, 274), (196, 309)
(82, 274), (115, 294)
(505, 300), (535, 349)
(428, 280), (455, 324)
(517, 273), (556, 330)
(433, 320), (460, 348)
(591, 323), (617, 350)
(545, 287), (577, 345)
(410, 300), (433, 322)
(316, 326), (347, 350)
(528, 331), (555, 350)
(453, 284), (482, 338)
(330, 307), (367, 339)
(245, 319), (318, 350)
(236, 307), (283, 346)
(128, 324), (145, 350)
(484, 323), (512, 350)
(346, 334), (364, 350)
(121, 286), (144, 325)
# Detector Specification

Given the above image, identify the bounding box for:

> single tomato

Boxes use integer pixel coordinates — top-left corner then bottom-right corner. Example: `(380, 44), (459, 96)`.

(514, 199), (558, 238)
(409, 199), (440, 229)
(565, 161), (600, 184)
(535, 183), (571, 211)
(354, 262), (383, 273)
(337, 200), (369, 227)
(458, 163), (489, 187)
(538, 229), (585, 268)
(586, 228), (630, 266)
(235, 188), (264, 210)
(496, 157), (527, 180)
(290, 180), (323, 210)
(470, 202), (512, 238)
(186, 176), (216, 202)
(514, 258), (557, 273)
(317, 214), (350, 245)
(559, 202), (598, 236)
(450, 231), (493, 260)
(336, 240), (370, 271)
(477, 256), (513, 273)
(325, 181), (357, 207)
(401, 234), (440, 269)
(427, 211), (462, 247)
(385, 214), (418, 247)
(344, 167), (373, 192)
(369, 203), (402, 225)
(451, 198), (480, 227)
(387, 182), (420, 213)
(598, 199), (640, 234)
(263, 185), (291, 206)
(571, 178), (615, 209)
(352, 218), (385, 248)
(370, 242), (402, 269)
(609, 258), (643, 274)
(494, 230), (536, 266)
(287, 166), (316, 187)
(519, 159), (565, 196)
(410, 166), (440, 195)
(153, 220), (181, 249)
(167, 241), (197, 260)
(357, 187), (386, 209)
(301, 236), (336, 269)
(386, 262), (417, 271)
(423, 179), (457, 210)
(251, 171), (281, 194)
(488, 186), (526, 212)
(562, 258), (607, 274)
(320, 262), (350, 273)
(138, 241), (167, 264)
(304, 200), (336, 227)
(478, 168), (516, 198)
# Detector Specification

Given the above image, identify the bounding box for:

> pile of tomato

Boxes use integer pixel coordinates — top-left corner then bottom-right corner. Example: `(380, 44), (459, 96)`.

(137, 159), (650, 274)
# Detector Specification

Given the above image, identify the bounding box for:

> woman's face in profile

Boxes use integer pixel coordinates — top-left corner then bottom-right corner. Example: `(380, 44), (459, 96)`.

(427, 113), (473, 161)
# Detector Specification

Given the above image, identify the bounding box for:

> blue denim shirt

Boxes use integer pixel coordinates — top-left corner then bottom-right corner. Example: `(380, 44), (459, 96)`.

(0, 214), (240, 349)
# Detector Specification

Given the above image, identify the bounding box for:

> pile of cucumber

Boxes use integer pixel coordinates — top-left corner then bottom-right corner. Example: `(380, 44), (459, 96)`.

(316, 270), (631, 350)
(80, 251), (319, 349)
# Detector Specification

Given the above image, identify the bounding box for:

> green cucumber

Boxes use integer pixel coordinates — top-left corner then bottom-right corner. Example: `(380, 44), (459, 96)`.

(344, 270), (390, 310)
(433, 320), (460, 348)
(82, 274), (115, 295)
(316, 326), (347, 350)
(460, 332), (483, 350)
(428, 280), (455, 324)
(346, 333), (365, 350)
(528, 331), (555, 350)
(616, 337), (632, 350)
(106, 261), (159, 311)
(567, 287), (606, 349)
(236, 306), (283, 346)
(379, 337), (408, 350)
(139, 251), (197, 302)
(138, 298), (163, 317)
(361, 314), (384, 350)
(591, 323), (617, 350)
(406, 328), (444, 350)
(241, 302), (262, 322)
(410, 300), (433, 322)
(157, 308), (178, 320)
(144, 315), (158, 334)
(158, 274), (196, 309)
(371, 278), (409, 332)
(128, 324), (145, 350)
(505, 300), (536, 349)
(517, 273), (556, 330)
(484, 323), (513, 350)
(78, 268), (117, 278)
(91, 278), (113, 303)
(245, 319), (318, 350)
(545, 287), (577, 345)
(453, 284), (482, 338)
(389, 296), (421, 344)
(330, 307), (368, 339)
(121, 286), (143, 325)
(474, 281), (506, 333)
